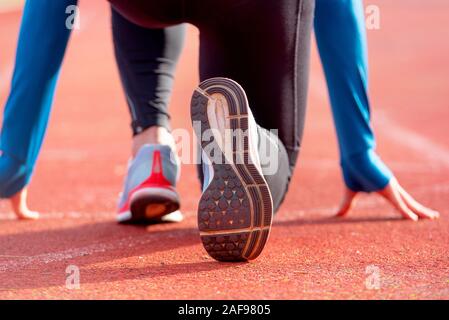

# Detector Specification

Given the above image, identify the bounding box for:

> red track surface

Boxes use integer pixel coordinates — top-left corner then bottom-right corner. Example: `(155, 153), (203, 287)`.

(0, 1), (448, 299)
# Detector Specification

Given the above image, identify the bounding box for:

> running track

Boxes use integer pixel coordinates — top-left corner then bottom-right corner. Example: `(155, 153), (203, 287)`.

(0, 1), (448, 299)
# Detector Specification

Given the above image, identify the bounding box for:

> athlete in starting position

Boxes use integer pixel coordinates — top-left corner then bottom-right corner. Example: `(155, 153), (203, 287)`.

(0, 0), (438, 262)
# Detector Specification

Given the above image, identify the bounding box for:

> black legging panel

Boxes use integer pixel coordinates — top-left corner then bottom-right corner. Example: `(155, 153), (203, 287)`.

(112, 11), (186, 134)
(110, 0), (314, 169)
(110, 0), (315, 211)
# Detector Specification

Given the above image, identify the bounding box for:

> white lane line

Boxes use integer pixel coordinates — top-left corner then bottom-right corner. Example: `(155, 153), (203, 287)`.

(40, 149), (89, 161)
(0, 227), (196, 272)
(413, 182), (449, 194)
(299, 158), (439, 173)
(0, 210), (194, 220)
(0, 63), (13, 92)
(0, 211), (114, 220)
(0, 235), (145, 272)
(376, 112), (449, 169)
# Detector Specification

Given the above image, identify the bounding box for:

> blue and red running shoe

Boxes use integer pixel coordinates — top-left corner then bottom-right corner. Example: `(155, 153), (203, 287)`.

(117, 144), (182, 224)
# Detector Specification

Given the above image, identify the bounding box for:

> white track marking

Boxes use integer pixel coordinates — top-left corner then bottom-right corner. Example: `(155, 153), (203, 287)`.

(0, 63), (13, 92)
(1, 223), (263, 272)
(299, 158), (439, 173)
(0, 227), (196, 272)
(40, 149), (89, 161)
(0, 210), (194, 220)
(376, 112), (449, 169)
(413, 182), (449, 194)
(0, 211), (113, 220)
(0, 237), (133, 272)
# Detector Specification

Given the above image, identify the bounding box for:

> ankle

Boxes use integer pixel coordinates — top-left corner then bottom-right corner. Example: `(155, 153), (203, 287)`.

(132, 126), (176, 157)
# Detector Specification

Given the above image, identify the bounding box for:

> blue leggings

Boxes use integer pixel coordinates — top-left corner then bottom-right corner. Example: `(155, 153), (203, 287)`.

(314, 0), (392, 192)
(0, 0), (392, 198)
(0, 0), (77, 197)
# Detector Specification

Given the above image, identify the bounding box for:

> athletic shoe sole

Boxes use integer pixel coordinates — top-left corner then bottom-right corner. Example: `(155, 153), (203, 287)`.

(117, 187), (180, 224)
(191, 77), (273, 262)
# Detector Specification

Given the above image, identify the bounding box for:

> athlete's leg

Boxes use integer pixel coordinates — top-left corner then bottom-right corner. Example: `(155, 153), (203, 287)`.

(111, 7), (186, 156)
(0, 0), (77, 214)
(314, 0), (392, 192)
(111, 8), (186, 223)
(314, 0), (438, 220)
(196, 0), (316, 211)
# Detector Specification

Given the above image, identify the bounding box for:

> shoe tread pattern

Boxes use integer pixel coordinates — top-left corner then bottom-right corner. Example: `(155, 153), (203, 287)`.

(191, 78), (273, 262)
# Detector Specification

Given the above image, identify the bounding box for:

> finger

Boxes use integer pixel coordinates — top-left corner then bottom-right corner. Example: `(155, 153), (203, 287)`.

(335, 188), (358, 217)
(378, 179), (419, 221)
(396, 183), (440, 220)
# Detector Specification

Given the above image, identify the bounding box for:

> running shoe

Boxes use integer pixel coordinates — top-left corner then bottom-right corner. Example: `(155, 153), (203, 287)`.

(117, 144), (182, 224)
(191, 77), (273, 262)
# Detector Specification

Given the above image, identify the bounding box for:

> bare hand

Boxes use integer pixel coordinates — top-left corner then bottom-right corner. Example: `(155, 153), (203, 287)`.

(336, 177), (440, 221)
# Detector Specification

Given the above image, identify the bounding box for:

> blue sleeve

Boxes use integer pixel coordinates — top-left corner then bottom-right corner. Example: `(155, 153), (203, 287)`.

(314, 0), (392, 192)
(0, 0), (78, 198)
